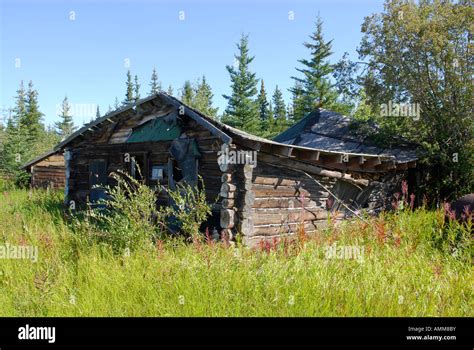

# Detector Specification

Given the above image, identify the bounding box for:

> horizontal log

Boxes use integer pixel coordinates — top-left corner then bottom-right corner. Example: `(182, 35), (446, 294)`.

(252, 207), (337, 225)
(253, 184), (311, 198)
(257, 154), (369, 187)
(253, 197), (317, 209)
(251, 221), (323, 236)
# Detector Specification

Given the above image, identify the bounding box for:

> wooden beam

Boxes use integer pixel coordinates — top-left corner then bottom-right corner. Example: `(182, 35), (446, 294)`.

(322, 153), (351, 165)
(257, 152), (369, 187)
(271, 145), (294, 157)
(362, 156), (382, 169)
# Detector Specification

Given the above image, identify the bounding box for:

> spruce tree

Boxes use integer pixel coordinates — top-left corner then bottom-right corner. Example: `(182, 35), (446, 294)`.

(24, 80), (44, 139)
(134, 75), (140, 102)
(149, 67), (162, 94)
(290, 81), (305, 122)
(181, 80), (194, 105)
(194, 76), (218, 117)
(96, 106), (101, 119)
(272, 86), (287, 132)
(167, 85), (174, 96)
(123, 70), (134, 105)
(290, 16), (338, 121)
(1, 82), (35, 181)
(54, 96), (76, 139)
(223, 34), (260, 134)
(257, 80), (270, 124)
(14, 81), (27, 126)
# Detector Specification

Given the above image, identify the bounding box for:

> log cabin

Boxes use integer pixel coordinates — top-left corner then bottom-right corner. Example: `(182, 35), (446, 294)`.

(51, 92), (417, 247)
(21, 150), (66, 189)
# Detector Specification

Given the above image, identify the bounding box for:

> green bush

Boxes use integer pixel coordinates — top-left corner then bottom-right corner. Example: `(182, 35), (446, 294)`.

(73, 171), (212, 253)
(165, 177), (212, 241)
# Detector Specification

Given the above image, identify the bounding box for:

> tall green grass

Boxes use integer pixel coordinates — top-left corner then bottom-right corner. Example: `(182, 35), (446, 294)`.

(0, 188), (472, 316)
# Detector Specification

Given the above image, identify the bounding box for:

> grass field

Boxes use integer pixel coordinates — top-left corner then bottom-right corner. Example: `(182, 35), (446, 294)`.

(0, 188), (472, 317)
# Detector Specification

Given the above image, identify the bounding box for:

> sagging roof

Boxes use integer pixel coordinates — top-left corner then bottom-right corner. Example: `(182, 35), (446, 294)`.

(20, 149), (61, 170)
(52, 93), (409, 173)
(274, 109), (419, 165)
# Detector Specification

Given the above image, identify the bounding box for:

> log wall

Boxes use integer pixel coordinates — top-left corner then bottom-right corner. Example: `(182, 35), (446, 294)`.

(31, 154), (66, 189)
(242, 160), (348, 247)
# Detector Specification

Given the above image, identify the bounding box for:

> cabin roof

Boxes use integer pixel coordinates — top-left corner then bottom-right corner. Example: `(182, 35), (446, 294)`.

(273, 109), (419, 164)
(20, 149), (61, 170)
(52, 93), (411, 173)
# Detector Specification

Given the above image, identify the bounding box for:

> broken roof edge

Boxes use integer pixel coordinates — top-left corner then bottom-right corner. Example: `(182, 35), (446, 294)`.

(273, 108), (419, 164)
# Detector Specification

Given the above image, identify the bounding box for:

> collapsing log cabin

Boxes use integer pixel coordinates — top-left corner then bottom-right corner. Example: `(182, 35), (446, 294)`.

(274, 109), (419, 211)
(52, 92), (417, 247)
(20, 150), (66, 189)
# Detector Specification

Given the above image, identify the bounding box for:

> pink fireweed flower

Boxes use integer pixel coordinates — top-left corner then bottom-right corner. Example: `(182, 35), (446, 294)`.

(409, 193), (415, 210)
(463, 205), (472, 220)
(401, 180), (408, 197)
(391, 200), (399, 210)
(443, 202), (456, 221)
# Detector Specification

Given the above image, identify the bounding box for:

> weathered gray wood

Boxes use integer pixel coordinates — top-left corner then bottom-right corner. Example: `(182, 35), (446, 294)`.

(237, 218), (253, 236)
(221, 198), (235, 208)
(221, 173), (232, 183)
(220, 182), (237, 193)
(220, 209), (235, 229)
(257, 153), (369, 187)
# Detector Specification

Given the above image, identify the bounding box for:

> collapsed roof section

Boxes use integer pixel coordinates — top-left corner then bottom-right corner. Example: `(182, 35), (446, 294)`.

(274, 109), (418, 167)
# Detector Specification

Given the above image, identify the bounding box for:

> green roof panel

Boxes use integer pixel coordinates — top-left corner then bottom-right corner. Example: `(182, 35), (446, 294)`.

(126, 118), (182, 143)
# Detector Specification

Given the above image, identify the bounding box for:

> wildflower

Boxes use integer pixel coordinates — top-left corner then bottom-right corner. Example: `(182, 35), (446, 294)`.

(401, 180), (408, 197)
(391, 200), (399, 210)
(409, 193), (415, 210)
(462, 205), (472, 220)
(205, 227), (212, 245)
(443, 202), (456, 221)
(398, 295), (404, 304)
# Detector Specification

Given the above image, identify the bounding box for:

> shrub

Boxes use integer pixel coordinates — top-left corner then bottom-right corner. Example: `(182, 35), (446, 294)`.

(73, 170), (164, 253)
(73, 171), (212, 252)
(165, 177), (212, 241)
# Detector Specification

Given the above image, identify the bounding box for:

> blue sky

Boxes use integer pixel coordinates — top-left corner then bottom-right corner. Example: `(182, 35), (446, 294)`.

(0, 0), (384, 127)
